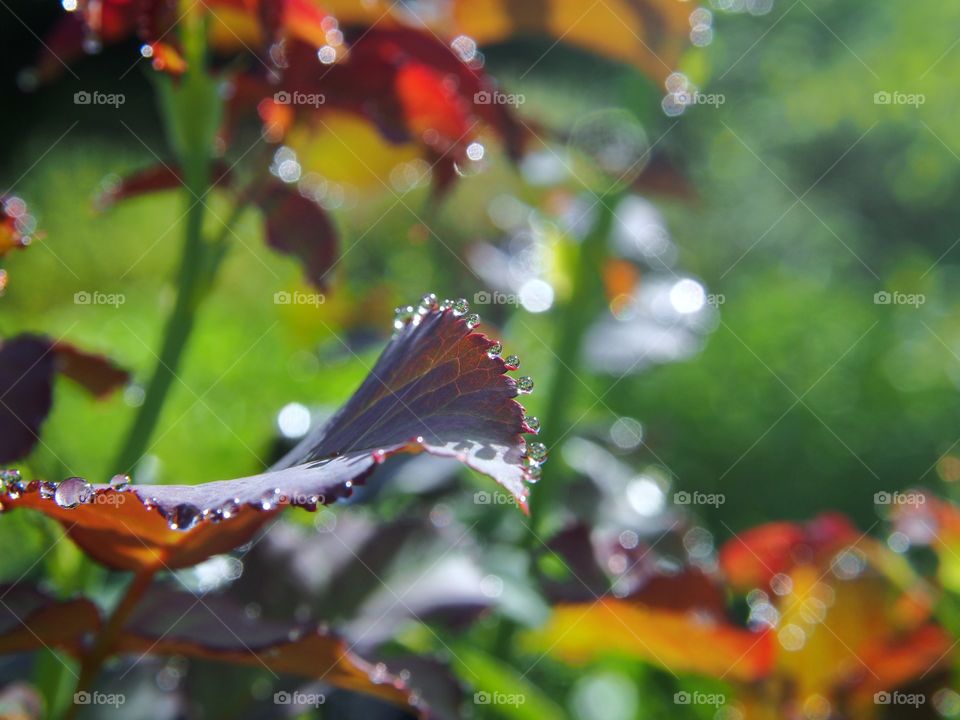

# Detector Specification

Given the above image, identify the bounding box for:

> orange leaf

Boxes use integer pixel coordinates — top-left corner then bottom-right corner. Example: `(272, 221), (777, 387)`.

(451, 0), (695, 82)
(522, 598), (774, 682)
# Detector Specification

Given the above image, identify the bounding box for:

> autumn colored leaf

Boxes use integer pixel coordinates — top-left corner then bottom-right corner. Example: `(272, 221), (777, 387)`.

(0, 585), (100, 656)
(1, 197), (35, 259)
(522, 598), (774, 682)
(1, 297), (540, 571)
(451, 0), (695, 83)
(719, 513), (861, 592)
(95, 162), (234, 210)
(0, 335), (129, 463)
(114, 587), (419, 710)
(255, 181), (337, 288)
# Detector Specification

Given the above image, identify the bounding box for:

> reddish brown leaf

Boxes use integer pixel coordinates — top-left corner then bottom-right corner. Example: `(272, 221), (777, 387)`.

(52, 342), (130, 399)
(0, 585), (100, 656)
(522, 598), (774, 682)
(2, 298), (540, 571)
(256, 182), (337, 289)
(96, 163), (234, 210)
(114, 588), (419, 710)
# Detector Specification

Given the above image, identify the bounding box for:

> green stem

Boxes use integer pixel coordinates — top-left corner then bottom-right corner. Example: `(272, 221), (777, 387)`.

(530, 197), (617, 528)
(66, 569), (158, 720)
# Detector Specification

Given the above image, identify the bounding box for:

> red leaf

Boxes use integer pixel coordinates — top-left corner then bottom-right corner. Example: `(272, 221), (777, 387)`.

(2, 298), (540, 570)
(96, 163), (234, 210)
(256, 182), (337, 289)
(0, 585), (100, 656)
(53, 341), (130, 399)
(719, 513), (860, 592)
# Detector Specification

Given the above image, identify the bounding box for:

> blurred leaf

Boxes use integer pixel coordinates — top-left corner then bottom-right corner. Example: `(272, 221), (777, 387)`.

(523, 599), (774, 682)
(451, 0), (693, 83)
(114, 586), (419, 711)
(0, 585), (99, 656)
(0, 335), (128, 463)
(0, 683), (43, 720)
(450, 643), (566, 720)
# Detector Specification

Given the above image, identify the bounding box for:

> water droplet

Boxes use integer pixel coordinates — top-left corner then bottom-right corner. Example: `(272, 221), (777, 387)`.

(418, 293), (437, 314)
(372, 662), (390, 683)
(465, 313), (480, 329)
(258, 489), (282, 510)
(452, 298), (469, 316)
(517, 376), (534, 393)
(202, 507), (222, 523)
(219, 499), (240, 519)
(393, 305), (416, 330)
(527, 442), (548, 462)
(0, 469), (22, 492)
(39, 481), (56, 499)
(525, 416), (541, 433)
(526, 464), (542, 483)
(54, 477), (93, 509)
(167, 503), (201, 531)
(109, 473), (131, 491)
(487, 341), (502, 358)
(439, 298), (454, 310)
(504, 355), (520, 369)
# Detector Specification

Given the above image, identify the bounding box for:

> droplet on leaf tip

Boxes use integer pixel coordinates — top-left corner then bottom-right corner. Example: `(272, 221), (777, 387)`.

(452, 298), (469, 315)
(487, 341), (502, 358)
(465, 313), (480, 329)
(54, 477), (93, 509)
(505, 355), (520, 369)
(525, 416), (541, 433)
(418, 293), (437, 313)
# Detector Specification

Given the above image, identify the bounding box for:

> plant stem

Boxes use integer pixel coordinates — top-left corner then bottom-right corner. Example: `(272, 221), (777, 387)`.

(66, 569), (158, 720)
(530, 197), (616, 528)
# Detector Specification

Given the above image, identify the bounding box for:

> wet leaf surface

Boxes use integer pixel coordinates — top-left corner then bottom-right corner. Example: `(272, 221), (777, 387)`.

(1, 299), (538, 570)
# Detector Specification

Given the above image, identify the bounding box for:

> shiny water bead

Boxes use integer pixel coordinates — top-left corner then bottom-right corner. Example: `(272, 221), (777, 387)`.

(259, 488), (283, 510)
(0, 469), (22, 491)
(525, 416), (541, 433)
(504, 355), (520, 369)
(526, 442), (548, 462)
(167, 503), (201, 531)
(526, 464), (543, 482)
(487, 341), (502, 358)
(465, 313), (481, 329)
(39, 481), (57, 499)
(439, 298), (454, 310)
(517, 376), (534, 393)
(452, 298), (469, 315)
(418, 293), (438, 314)
(201, 507), (222, 523)
(219, 499), (240, 519)
(109, 473), (131, 491)
(54, 477), (93, 509)
(393, 305), (416, 330)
